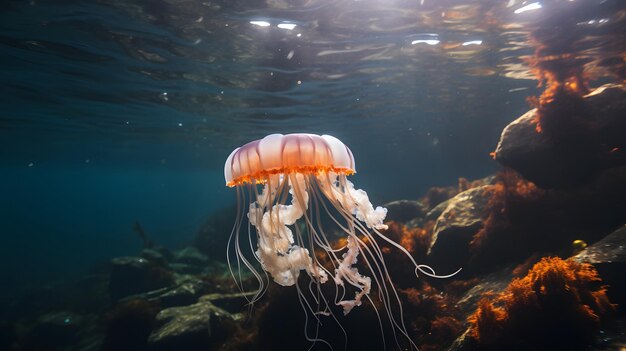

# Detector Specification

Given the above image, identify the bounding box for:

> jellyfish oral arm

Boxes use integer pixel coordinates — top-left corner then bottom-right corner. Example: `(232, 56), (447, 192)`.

(334, 235), (372, 315)
(319, 173), (388, 230)
(249, 174), (328, 287)
(249, 171), (383, 315)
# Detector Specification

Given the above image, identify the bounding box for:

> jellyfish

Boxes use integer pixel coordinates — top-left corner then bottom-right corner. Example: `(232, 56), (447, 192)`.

(224, 133), (457, 349)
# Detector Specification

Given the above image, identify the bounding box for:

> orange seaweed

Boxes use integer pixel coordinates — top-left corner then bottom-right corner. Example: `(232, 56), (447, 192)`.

(526, 34), (591, 134)
(378, 221), (434, 288)
(383, 221), (433, 259)
(468, 296), (506, 345)
(430, 316), (464, 340)
(468, 257), (615, 349)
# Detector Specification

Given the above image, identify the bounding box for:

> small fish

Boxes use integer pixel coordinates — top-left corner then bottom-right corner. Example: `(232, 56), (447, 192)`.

(572, 239), (588, 252)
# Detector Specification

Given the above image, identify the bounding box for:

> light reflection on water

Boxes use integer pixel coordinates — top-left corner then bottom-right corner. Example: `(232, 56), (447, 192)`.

(0, 0), (623, 167)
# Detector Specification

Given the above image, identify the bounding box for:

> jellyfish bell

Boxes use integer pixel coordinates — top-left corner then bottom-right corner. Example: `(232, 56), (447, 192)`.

(224, 133), (457, 349)
(224, 133), (355, 188)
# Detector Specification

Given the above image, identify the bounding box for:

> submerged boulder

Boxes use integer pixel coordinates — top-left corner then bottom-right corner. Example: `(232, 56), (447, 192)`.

(425, 199), (451, 222)
(383, 200), (426, 223)
(574, 225), (626, 265)
(173, 246), (209, 267)
(140, 248), (168, 266)
(126, 275), (209, 308)
(109, 256), (175, 301)
(428, 186), (491, 273)
(23, 311), (83, 348)
(148, 292), (251, 351)
(494, 84), (626, 188)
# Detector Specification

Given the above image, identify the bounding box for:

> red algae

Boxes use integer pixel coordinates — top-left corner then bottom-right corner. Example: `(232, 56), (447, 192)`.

(467, 167), (626, 271)
(377, 221), (434, 288)
(525, 10), (593, 135)
(466, 170), (553, 270)
(400, 283), (465, 351)
(383, 221), (433, 258)
(430, 316), (464, 340)
(470, 170), (542, 249)
(468, 257), (615, 349)
(469, 296), (506, 345)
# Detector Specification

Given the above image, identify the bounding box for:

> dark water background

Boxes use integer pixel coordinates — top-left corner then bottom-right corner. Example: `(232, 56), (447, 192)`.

(0, 0), (620, 294)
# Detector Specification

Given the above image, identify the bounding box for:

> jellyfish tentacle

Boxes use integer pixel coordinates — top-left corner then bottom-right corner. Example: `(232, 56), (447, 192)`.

(227, 185), (269, 308)
(314, 172), (420, 351)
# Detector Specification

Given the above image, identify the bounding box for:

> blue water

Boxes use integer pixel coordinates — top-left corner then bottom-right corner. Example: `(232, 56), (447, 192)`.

(3, 0), (617, 294)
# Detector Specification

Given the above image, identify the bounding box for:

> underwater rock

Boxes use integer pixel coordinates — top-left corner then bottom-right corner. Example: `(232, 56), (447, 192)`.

(574, 224), (626, 311)
(425, 199), (451, 222)
(384, 200), (426, 223)
(173, 246), (209, 267)
(103, 299), (159, 351)
(456, 168), (626, 274)
(590, 318), (626, 351)
(109, 256), (175, 301)
(454, 270), (513, 316)
(32, 311), (81, 346)
(156, 276), (208, 308)
(153, 276), (208, 308)
(168, 263), (203, 275)
(140, 248), (168, 266)
(148, 292), (250, 351)
(494, 84), (626, 188)
(423, 177), (495, 224)
(574, 224), (626, 265)
(448, 269), (515, 351)
(18, 311), (95, 350)
(448, 267), (513, 351)
(428, 186), (491, 272)
(116, 274), (209, 309)
(169, 247), (209, 274)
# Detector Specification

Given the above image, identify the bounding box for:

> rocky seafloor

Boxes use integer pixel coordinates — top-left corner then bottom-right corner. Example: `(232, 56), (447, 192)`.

(2, 84), (626, 351)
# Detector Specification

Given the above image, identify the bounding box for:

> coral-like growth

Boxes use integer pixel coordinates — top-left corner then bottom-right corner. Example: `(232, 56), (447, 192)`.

(468, 257), (615, 350)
